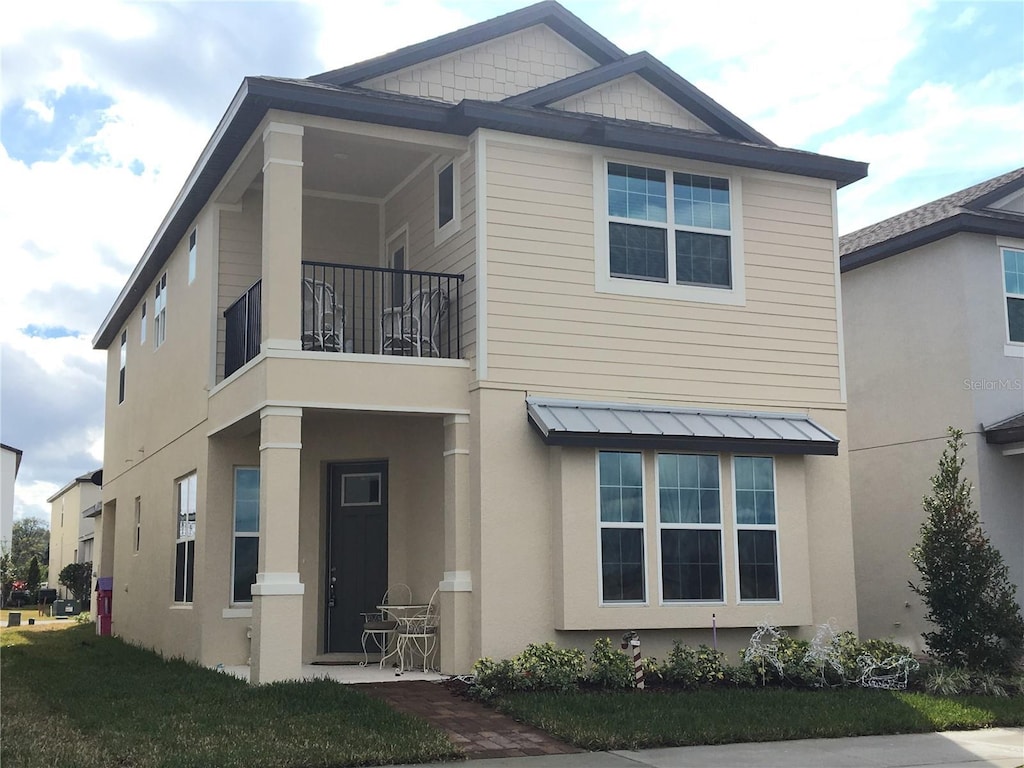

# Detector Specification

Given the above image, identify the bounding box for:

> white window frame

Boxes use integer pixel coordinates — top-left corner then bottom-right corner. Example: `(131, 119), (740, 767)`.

(133, 496), (141, 554)
(154, 273), (167, 348)
(231, 467), (259, 605)
(188, 228), (197, 285)
(140, 301), (147, 344)
(174, 471), (197, 604)
(596, 451), (648, 605)
(594, 154), (745, 306)
(118, 330), (127, 404)
(656, 453), (725, 605)
(434, 157), (461, 245)
(1000, 244), (1024, 351)
(732, 456), (782, 604)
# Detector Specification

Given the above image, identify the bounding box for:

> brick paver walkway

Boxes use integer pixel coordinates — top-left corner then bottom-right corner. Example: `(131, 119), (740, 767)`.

(357, 680), (582, 760)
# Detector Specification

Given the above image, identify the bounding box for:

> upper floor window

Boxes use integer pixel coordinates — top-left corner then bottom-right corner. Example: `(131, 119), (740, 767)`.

(140, 301), (147, 344)
(188, 229), (197, 285)
(133, 496), (142, 554)
(598, 159), (744, 305)
(118, 331), (127, 404)
(598, 451), (646, 603)
(154, 273), (167, 348)
(174, 472), (197, 603)
(434, 158), (460, 244)
(1003, 247), (1024, 343)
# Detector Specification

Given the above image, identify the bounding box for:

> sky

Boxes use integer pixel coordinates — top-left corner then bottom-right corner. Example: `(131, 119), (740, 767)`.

(1, 0), (1022, 525)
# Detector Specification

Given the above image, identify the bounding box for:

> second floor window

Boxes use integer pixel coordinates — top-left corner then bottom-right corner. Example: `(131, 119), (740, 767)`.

(140, 301), (147, 344)
(1003, 247), (1024, 343)
(188, 228), (197, 285)
(608, 162), (733, 289)
(154, 273), (167, 348)
(118, 331), (127, 404)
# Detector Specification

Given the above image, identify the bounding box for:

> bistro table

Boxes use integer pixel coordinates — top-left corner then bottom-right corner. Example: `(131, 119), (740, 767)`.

(375, 604), (429, 669)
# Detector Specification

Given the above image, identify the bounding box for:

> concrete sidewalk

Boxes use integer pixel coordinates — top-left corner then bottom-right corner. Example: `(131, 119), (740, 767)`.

(397, 728), (1024, 768)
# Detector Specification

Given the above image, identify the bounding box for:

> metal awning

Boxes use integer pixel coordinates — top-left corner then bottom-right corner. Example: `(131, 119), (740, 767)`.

(983, 412), (1024, 445)
(526, 397), (839, 456)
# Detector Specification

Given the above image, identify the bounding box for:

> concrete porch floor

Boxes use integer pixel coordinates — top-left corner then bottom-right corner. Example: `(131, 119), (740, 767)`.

(219, 662), (445, 684)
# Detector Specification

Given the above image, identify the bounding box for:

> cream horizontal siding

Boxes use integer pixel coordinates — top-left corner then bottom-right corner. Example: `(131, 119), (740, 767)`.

(484, 139), (842, 408)
(216, 190), (262, 380)
(383, 150), (477, 364)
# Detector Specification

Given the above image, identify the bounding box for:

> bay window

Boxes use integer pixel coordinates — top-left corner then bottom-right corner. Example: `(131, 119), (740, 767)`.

(598, 451), (646, 602)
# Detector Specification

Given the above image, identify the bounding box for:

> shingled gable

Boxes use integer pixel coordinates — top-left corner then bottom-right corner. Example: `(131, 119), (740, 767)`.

(309, 1), (624, 86)
(840, 166), (1024, 272)
(502, 52), (774, 146)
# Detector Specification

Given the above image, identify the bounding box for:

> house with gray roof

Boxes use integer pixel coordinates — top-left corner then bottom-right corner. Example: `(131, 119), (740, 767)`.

(840, 167), (1024, 651)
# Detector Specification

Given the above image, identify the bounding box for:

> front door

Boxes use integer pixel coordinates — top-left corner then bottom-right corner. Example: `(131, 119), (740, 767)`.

(325, 461), (388, 653)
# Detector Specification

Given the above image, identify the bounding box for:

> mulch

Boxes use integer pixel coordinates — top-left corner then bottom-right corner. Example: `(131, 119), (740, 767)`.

(355, 678), (582, 760)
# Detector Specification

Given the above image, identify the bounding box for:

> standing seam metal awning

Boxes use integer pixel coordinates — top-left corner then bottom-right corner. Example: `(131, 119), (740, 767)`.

(526, 397), (839, 456)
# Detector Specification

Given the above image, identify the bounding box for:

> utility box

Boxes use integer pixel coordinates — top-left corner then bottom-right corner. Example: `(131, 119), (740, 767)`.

(52, 599), (81, 617)
(95, 577), (113, 636)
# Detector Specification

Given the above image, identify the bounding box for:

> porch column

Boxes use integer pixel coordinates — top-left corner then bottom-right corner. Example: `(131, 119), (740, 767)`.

(440, 414), (473, 673)
(251, 406), (304, 684)
(261, 122), (303, 351)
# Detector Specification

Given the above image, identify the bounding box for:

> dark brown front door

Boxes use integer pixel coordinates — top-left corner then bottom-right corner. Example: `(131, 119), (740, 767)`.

(325, 461), (388, 653)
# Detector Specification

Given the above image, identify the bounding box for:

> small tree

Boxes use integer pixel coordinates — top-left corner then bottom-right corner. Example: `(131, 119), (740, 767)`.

(58, 561), (93, 604)
(909, 428), (1024, 671)
(26, 555), (41, 599)
(0, 546), (14, 607)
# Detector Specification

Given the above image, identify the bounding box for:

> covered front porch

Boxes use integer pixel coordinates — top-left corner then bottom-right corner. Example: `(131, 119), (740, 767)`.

(205, 404), (475, 685)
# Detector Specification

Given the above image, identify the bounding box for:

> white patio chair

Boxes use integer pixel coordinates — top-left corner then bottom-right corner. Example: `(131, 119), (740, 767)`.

(395, 587), (439, 674)
(380, 287), (449, 357)
(302, 277), (344, 352)
(360, 583), (412, 667)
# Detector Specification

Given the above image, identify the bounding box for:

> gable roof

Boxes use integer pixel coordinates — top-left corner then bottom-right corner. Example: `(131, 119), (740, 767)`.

(503, 52), (773, 145)
(94, 3), (869, 350)
(840, 167), (1024, 272)
(310, 1), (625, 86)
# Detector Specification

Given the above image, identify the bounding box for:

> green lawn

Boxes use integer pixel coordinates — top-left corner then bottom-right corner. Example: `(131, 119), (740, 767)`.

(1, 625), (459, 768)
(494, 687), (1024, 752)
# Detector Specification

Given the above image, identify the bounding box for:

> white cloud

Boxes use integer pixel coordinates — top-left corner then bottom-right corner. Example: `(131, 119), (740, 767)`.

(14, 480), (59, 525)
(951, 7), (978, 28)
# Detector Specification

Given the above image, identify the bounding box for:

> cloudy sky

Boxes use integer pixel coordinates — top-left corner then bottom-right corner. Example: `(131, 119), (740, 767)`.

(1, 0), (1022, 524)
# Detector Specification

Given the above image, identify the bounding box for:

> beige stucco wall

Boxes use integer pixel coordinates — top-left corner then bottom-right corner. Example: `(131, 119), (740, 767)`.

(1, 446), (17, 552)
(470, 388), (856, 665)
(844, 232), (1024, 650)
(359, 25), (597, 103)
(552, 74), (714, 132)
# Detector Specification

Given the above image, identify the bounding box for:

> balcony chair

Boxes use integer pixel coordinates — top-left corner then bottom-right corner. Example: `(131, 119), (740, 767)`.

(395, 587), (439, 674)
(360, 583), (411, 667)
(302, 277), (344, 352)
(380, 287), (449, 357)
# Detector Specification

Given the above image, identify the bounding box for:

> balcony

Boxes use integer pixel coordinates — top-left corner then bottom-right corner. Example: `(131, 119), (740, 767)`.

(224, 262), (465, 378)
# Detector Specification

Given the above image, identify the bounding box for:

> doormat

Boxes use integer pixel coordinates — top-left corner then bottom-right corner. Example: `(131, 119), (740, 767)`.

(311, 660), (362, 666)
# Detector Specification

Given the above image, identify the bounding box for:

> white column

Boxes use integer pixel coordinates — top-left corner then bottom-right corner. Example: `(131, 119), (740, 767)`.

(261, 122), (303, 351)
(439, 414), (473, 673)
(251, 406), (304, 683)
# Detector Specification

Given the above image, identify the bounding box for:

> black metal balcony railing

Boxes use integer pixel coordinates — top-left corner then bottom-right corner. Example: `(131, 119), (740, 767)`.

(223, 263), (464, 378)
(224, 279), (261, 377)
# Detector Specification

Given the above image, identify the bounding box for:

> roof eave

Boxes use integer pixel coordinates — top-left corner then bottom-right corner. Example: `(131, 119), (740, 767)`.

(841, 212), (1024, 273)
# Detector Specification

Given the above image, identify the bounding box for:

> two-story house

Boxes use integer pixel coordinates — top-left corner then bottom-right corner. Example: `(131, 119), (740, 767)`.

(47, 470), (102, 600)
(841, 168), (1024, 651)
(93, 1), (868, 683)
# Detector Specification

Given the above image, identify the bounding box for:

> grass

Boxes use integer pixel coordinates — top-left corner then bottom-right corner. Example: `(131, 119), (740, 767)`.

(1, 625), (460, 768)
(493, 687), (1024, 751)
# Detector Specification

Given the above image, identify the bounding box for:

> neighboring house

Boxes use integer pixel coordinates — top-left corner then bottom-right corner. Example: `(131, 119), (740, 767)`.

(93, 1), (868, 683)
(841, 168), (1024, 651)
(1, 443), (22, 552)
(47, 471), (102, 598)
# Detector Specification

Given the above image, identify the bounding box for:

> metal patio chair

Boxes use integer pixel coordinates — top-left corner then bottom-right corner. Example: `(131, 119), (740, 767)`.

(360, 583), (412, 667)
(302, 277), (344, 352)
(395, 587), (439, 674)
(380, 287), (449, 357)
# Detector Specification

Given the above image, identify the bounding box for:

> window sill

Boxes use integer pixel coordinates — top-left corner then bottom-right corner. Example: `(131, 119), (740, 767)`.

(596, 274), (745, 306)
(599, 601), (649, 608)
(661, 600), (727, 607)
(170, 604), (193, 610)
(1004, 344), (1024, 358)
(222, 607), (253, 619)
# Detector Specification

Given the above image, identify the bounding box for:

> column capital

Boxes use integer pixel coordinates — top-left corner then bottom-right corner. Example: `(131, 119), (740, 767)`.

(260, 406), (302, 420)
(263, 121), (304, 141)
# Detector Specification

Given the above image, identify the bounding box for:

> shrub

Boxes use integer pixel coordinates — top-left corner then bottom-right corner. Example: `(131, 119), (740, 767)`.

(910, 428), (1024, 672)
(470, 642), (587, 699)
(661, 642), (725, 689)
(587, 637), (634, 690)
